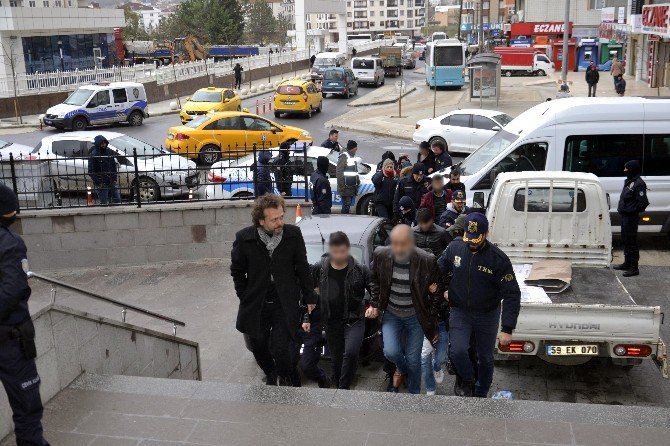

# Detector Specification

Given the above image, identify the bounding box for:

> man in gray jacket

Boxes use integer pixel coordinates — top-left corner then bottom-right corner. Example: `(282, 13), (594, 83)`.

(336, 140), (359, 214)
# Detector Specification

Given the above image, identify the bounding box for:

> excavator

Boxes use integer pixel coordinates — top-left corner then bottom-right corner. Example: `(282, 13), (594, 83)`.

(174, 34), (206, 62)
(115, 28), (207, 65)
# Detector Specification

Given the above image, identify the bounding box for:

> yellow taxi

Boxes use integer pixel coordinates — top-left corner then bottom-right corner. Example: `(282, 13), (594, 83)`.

(273, 79), (323, 118)
(165, 111), (313, 164)
(179, 87), (242, 124)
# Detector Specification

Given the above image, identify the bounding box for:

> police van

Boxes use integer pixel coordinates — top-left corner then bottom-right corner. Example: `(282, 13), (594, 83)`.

(444, 97), (670, 234)
(43, 82), (149, 131)
(203, 145), (376, 214)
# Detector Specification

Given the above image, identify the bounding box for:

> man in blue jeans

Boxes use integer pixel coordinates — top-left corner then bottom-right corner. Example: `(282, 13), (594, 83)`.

(369, 225), (441, 394)
(438, 213), (521, 397)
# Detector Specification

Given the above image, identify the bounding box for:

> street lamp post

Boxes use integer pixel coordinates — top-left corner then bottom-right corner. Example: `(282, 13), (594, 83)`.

(560, 0), (570, 85)
(57, 40), (65, 71)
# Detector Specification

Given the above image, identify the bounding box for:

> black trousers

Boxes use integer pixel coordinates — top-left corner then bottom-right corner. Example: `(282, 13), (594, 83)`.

(326, 317), (365, 389)
(291, 323), (327, 383)
(375, 203), (392, 219)
(234, 75), (242, 89)
(0, 339), (49, 446)
(247, 300), (295, 380)
(588, 83), (597, 97)
(620, 213), (640, 266)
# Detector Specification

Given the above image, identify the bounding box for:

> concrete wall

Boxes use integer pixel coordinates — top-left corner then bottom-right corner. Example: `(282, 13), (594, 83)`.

(14, 200), (309, 270)
(0, 304), (200, 440)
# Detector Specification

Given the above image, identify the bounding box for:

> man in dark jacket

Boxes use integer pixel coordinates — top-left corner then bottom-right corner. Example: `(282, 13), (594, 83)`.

(585, 63), (599, 97)
(254, 150), (273, 197)
(230, 194), (316, 386)
(310, 156), (332, 215)
(369, 224), (441, 394)
(0, 184), (50, 446)
(419, 174), (452, 220)
(393, 163), (427, 217)
(414, 208), (450, 257)
(336, 140), (359, 214)
(431, 139), (453, 172)
(417, 141), (436, 174)
(321, 129), (342, 152)
(312, 231), (372, 389)
(445, 167), (466, 194)
(438, 213), (521, 397)
(372, 158), (397, 218)
(271, 143), (294, 197)
(614, 160), (649, 277)
(398, 196), (417, 226)
(439, 190), (468, 228)
(88, 135), (120, 205)
(233, 63), (244, 89)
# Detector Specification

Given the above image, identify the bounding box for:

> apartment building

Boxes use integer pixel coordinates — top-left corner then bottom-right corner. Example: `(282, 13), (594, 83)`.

(460, 0), (505, 41)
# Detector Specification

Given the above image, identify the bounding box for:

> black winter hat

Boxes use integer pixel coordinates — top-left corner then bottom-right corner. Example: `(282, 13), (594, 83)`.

(0, 183), (18, 216)
(346, 140), (358, 151)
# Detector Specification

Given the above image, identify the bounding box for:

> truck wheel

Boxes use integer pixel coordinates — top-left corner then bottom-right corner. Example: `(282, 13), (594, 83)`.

(199, 144), (221, 165)
(505, 71), (512, 77)
(128, 110), (144, 126)
(536, 69), (546, 76)
(72, 116), (88, 131)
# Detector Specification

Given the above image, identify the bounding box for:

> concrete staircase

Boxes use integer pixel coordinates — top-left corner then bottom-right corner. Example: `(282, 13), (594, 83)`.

(2, 373), (669, 446)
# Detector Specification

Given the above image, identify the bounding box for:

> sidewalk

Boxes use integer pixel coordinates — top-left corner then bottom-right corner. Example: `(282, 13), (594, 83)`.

(325, 72), (670, 141)
(0, 68), (312, 132)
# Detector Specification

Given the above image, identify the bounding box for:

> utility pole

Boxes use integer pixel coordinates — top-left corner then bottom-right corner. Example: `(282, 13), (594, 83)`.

(560, 0), (570, 85)
(478, 0), (484, 52)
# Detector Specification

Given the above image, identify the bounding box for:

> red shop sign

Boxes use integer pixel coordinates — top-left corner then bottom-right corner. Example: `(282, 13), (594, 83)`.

(642, 4), (670, 36)
(511, 22), (573, 36)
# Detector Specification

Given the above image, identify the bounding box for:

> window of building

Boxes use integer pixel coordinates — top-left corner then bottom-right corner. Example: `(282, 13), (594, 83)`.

(29, 0), (35, 5)
(54, 0), (61, 5)
(370, 10), (374, 16)
(563, 135), (643, 177)
(347, 11), (351, 17)
(380, 10), (384, 16)
(9, 0), (18, 6)
(407, 19), (413, 27)
(400, 0), (403, 4)
(380, 0), (384, 5)
(370, 0), (374, 5)
(42, 0), (48, 6)
(483, 1), (489, 8)
(643, 134), (670, 176)
(513, 188), (586, 213)
(400, 20), (404, 26)
(400, 10), (404, 15)
(407, 0), (412, 5)
(380, 21), (384, 26)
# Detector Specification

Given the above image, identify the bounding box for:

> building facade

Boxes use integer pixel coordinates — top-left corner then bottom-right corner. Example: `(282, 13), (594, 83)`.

(0, 0), (124, 76)
(629, 1), (670, 86)
(460, 0), (506, 43)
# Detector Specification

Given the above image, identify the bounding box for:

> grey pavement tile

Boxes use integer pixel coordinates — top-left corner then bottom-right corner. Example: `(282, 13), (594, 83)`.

(178, 399), (276, 424)
(74, 412), (196, 442)
(49, 389), (186, 418)
(410, 414), (506, 442)
(366, 433), (469, 446)
(504, 420), (574, 445)
(572, 423), (670, 446)
(90, 436), (141, 445)
(70, 374), (200, 400)
(42, 431), (96, 446)
(546, 389), (577, 404)
(190, 381), (337, 407)
(288, 405), (412, 435)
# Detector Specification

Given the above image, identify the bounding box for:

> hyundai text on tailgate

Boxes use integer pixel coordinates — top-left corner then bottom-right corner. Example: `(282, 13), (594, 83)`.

(477, 172), (668, 377)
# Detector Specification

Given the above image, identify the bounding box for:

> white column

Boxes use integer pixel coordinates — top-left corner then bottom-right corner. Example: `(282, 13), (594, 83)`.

(295, 0), (307, 51)
(337, 13), (347, 54)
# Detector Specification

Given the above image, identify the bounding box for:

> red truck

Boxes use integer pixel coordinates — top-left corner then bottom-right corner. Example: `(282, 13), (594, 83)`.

(493, 47), (554, 77)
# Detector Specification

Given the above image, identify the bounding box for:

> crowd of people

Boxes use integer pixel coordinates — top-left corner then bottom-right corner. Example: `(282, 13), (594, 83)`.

(584, 57), (626, 97)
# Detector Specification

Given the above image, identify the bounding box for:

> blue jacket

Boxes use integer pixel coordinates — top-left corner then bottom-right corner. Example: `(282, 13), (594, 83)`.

(438, 203), (469, 228)
(310, 170), (332, 214)
(0, 223), (31, 327)
(254, 150), (273, 196)
(88, 135), (118, 185)
(438, 239), (521, 333)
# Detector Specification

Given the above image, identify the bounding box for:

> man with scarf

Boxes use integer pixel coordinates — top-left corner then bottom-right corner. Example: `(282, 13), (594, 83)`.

(614, 160), (649, 277)
(438, 213), (520, 397)
(0, 184), (50, 446)
(231, 194), (316, 386)
(371, 158), (397, 218)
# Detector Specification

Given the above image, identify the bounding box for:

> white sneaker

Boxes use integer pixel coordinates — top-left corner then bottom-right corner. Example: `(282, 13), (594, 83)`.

(426, 390), (436, 396)
(434, 369), (445, 384)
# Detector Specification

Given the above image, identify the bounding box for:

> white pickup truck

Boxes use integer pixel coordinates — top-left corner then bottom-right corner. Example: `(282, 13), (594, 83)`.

(473, 171), (668, 377)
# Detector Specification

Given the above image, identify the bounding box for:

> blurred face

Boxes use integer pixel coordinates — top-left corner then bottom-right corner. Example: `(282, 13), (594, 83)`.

(259, 206), (284, 235)
(419, 219), (433, 232)
(100, 141), (108, 150)
(329, 243), (350, 265)
(466, 233), (487, 252)
(432, 178), (444, 193)
(349, 146), (358, 155)
(412, 172), (424, 183)
(390, 225), (414, 262)
(330, 133), (339, 142)
(431, 145), (442, 155)
(2, 210), (16, 219)
(450, 173), (461, 184)
(453, 200), (465, 212)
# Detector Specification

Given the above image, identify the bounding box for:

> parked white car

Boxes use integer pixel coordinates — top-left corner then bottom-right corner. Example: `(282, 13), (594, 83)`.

(21, 131), (198, 201)
(413, 109), (513, 154)
(0, 139), (36, 160)
(204, 145), (376, 214)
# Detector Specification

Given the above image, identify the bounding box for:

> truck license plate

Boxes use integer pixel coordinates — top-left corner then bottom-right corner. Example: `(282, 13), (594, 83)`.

(546, 345), (598, 356)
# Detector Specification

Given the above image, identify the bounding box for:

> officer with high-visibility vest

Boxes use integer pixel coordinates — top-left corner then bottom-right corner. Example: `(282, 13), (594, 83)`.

(336, 140), (360, 214)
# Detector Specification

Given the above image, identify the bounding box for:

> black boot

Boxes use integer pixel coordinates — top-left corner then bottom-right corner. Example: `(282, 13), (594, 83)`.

(265, 373), (277, 386)
(454, 377), (474, 397)
(612, 262), (630, 271)
(623, 263), (639, 277)
(317, 375), (332, 389)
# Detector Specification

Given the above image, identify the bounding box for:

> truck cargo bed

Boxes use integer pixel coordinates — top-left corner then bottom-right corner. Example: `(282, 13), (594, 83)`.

(553, 267), (636, 306)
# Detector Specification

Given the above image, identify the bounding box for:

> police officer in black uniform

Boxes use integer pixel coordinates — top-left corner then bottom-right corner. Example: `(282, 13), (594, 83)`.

(0, 184), (50, 446)
(438, 213), (521, 398)
(614, 160), (649, 277)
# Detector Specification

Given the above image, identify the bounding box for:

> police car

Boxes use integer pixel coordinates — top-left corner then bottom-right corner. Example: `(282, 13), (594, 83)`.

(203, 145), (376, 214)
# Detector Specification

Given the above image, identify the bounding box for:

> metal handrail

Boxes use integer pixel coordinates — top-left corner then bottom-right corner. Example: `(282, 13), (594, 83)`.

(27, 271), (186, 336)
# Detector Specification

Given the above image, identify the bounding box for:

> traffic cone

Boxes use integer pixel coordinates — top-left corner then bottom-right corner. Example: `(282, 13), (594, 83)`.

(269, 99), (272, 112)
(256, 99), (259, 115)
(262, 98), (266, 114)
(295, 203), (302, 223)
(87, 186), (93, 206)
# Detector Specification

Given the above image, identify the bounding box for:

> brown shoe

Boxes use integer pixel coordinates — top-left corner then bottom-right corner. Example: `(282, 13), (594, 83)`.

(392, 371), (405, 389)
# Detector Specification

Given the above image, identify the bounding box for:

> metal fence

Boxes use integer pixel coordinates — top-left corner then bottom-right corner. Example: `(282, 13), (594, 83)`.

(0, 141), (312, 210)
(0, 40), (389, 98)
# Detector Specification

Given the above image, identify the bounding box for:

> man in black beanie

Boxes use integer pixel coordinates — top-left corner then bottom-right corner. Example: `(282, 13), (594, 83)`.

(614, 160), (649, 277)
(0, 184), (50, 446)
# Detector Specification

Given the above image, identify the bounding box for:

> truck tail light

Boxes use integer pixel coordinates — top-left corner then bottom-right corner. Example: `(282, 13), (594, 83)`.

(175, 133), (190, 141)
(207, 172), (227, 183)
(614, 344), (652, 357)
(498, 341), (534, 353)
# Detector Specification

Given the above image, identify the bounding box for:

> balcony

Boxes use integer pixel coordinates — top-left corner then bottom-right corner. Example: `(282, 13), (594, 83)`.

(354, 11), (368, 18)
(414, 0), (424, 5)
(387, 0), (398, 6)
(387, 9), (398, 17)
(353, 21), (370, 29)
(354, 0), (367, 7)
(386, 19), (399, 27)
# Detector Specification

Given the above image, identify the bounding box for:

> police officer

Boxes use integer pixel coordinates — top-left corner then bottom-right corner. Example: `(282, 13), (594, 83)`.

(310, 156), (332, 215)
(438, 213), (521, 398)
(614, 160), (649, 277)
(0, 184), (50, 446)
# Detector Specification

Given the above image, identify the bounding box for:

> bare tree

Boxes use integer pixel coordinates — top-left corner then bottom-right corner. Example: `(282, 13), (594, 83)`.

(1, 39), (23, 124)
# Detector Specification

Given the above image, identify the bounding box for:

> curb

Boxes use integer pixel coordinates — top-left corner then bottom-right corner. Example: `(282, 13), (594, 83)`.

(348, 85), (418, 107)
(323, 120), (414, 141)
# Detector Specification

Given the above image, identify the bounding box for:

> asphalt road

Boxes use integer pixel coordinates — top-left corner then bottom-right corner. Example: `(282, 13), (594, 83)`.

(1, 64), (431, 167)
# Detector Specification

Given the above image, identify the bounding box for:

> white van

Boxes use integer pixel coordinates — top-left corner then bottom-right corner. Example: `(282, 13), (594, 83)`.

(450, 97), (670, 234)
(312, 52), (347, 76)
(43, 82), (149, 131)
(351, 57), (385, 87)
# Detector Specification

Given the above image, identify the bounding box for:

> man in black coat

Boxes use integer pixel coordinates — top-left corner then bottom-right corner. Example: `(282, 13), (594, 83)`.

(321, 129), (342, 152)
(614, 160), (649, 277)
(585, 63), (599, 97)
(230, 194), (316, 386)
(431, 139), (453, 172)
(310, 156), (332, 215)
(393, 163), (428, 218)
(88, 135), (120, 205)
(0, 184), (50, 446)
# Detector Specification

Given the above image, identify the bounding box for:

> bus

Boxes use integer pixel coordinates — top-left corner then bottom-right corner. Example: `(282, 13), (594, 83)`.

(425, 39), (466, 88)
